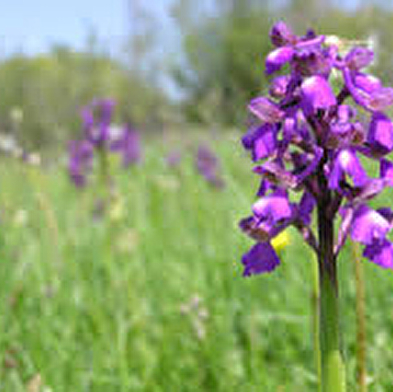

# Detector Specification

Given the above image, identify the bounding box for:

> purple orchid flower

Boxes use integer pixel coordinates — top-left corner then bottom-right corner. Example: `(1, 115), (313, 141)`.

(239, 21), (393, 277)
(239, 22), (393, 390)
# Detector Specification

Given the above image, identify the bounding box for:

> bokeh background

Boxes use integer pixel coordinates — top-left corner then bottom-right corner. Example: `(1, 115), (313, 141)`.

(0, 0), (393, 391)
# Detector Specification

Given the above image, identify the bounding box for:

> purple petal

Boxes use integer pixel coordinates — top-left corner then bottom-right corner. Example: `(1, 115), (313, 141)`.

(368, 87), (393, 111)
(242, 124), (279, 161)
(337, 206), (354, 252)
(345, 47), (374, 70)
(269, 75), (291, 98)
(270, 21), (296, 47)
(295, 147), (323, 184)
(353, 73), (381, 94)
(351, 204), (391, 245)
(380, 159), (393, 186)
(252, 191), (293, 223)
(239, 216), (271, 242)
(254, 160), (298, 189)
(248, 97), (284, 123)
(344, 69), (393, 111)
(363, 239), (393, 269)
(295, 35), (325, 55)
(337, 105), (356, 122)
(377, 207), (393, 224)
(253, 126), (278, 161)
(265, 47), (294, 75)
(300, 76), (336, 115)
(298, 191), (315, 225)
(368, 112), (393, 153)
(242, 243), (280, 276)
(328, 149), (368, 190)
(348, 178), (386, 204)
(256, 179), (271, 197)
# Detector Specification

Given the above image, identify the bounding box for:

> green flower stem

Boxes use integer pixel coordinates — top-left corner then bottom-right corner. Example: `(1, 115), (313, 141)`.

(351, 241), (367, 392)
(319, 270), (346, 392)
(317, 203), (346, 392)
(311, 255), (321, 392)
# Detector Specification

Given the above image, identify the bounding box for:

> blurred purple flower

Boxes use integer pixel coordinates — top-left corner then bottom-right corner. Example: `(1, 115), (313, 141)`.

(110, 124), (142, 167)
(82, 99), (116, 146)
(195, 145), (225, 189)
(68, 99), (144, 188)
(165, 150), (182, 168)
(68, 140), (94, 187)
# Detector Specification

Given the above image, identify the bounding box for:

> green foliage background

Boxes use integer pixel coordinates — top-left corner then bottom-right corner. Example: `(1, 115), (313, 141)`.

(0, 137), (392, 391)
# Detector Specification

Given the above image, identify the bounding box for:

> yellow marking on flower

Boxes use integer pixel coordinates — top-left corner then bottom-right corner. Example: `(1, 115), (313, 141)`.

(271, 230), (290, 252)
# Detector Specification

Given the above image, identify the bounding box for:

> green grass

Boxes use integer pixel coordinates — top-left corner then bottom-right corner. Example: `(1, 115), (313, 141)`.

(0, 135), (393, 391)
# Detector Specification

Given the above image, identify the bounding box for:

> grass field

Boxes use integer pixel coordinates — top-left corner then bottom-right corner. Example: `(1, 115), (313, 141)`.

(0, 134), (393, 391)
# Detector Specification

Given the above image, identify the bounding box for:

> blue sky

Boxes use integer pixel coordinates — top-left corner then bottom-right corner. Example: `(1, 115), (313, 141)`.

(0, 0), (371, 57)
(0, 0), (171, 56)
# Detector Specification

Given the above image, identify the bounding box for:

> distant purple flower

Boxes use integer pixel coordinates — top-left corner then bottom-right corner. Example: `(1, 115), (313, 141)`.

(68, 98), (143, 188)
(195, 145), (225, 189)
(82, 99), (116, 146)
(166, 150), (182, 168)
(68, 140), (94, 187)
(239, 21), (393, 276)
(110, 124), (142, 167)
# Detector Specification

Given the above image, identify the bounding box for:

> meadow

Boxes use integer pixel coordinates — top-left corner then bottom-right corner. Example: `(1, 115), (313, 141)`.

(0, 133), (393, 391)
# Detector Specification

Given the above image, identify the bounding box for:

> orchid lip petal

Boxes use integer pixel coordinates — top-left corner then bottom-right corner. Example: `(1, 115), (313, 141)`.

(242, 243), (280, 276)
(363, 239), (393, 269)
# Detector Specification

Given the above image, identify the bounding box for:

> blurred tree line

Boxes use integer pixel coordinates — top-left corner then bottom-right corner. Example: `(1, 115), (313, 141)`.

(0, 32), (170, 149)
(1, 0), (393, 148)
(172, 0), (393, 125)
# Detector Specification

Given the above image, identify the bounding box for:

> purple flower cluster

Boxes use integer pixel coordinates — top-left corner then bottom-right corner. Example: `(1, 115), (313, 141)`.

(68, 99), (142, 187)
(195, 145), (225, 189)
(240, 22), (393, 276)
